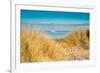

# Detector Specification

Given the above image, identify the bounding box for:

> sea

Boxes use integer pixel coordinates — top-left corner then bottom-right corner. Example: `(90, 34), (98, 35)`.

(21, 23), (89, 39)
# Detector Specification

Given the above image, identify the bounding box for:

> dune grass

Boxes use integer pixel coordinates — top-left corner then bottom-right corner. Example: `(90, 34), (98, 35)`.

(57, 29), (89, 49)
(20, 28), (89, 63)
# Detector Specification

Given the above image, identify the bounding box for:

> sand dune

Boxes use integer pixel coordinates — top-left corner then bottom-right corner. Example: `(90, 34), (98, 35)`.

(20, 28), (89, 63)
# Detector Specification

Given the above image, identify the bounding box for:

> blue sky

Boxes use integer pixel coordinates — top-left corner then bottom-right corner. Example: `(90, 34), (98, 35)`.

(21, 10), (90, 25)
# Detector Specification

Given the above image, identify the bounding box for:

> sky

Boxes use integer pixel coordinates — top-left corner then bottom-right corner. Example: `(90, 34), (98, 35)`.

(21, 9), (90, 25)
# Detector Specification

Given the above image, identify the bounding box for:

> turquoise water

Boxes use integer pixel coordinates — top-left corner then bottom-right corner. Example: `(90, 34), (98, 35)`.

(45, 31), (70, 39)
